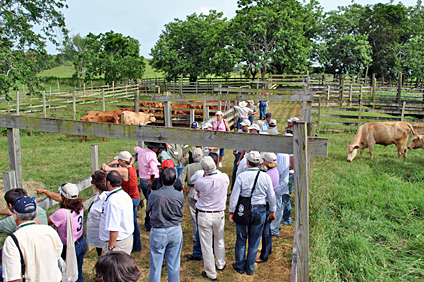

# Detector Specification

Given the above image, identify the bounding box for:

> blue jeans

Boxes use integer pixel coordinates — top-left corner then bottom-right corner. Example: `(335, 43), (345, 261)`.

(231, 152), (241, 191)
(259, 209), (272, 261)
(192, 212), (202, 259)
(259, 102), (267, 119)
(132, 197), (142, 252)
(149, 225), (183, 282)
(248, 116), (254, 125)
(271, 194), (291, 236)
(234, 206), (266, 275)
(75, 236), (88, 282)
(140, 179), (152, 230)
(237, 117), (241, 129)
(282, 174), (294, 224)
(174, 164), (184, 178)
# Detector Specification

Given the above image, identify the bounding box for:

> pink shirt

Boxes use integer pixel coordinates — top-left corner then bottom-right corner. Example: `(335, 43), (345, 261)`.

(195, 171), (229, 212)
(50, 208), (84, 245)
(213, 119), (227, 131)
(134, 146), (159, 179)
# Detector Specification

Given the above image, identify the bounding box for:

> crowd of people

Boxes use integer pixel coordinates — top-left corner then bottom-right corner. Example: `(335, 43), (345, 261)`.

(0, 101), (298, 282)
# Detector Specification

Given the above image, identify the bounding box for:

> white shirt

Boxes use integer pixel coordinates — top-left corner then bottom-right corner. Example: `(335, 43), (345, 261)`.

(86, 192), (107, 248)
(236, 157), (249, 177)
(195, 171), (229, 211)
(275, 153), (290, 195)
(229, 168), (276, 213)
(2, 222), (63, 282)
(234, 106), (253, 119)
(99, 188), (134, 241)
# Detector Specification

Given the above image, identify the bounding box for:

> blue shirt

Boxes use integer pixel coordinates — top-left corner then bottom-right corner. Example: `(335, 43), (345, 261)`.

(146, 185), (184, 228)
(260, 120), (278, 132)
(229, 168), (276, 213)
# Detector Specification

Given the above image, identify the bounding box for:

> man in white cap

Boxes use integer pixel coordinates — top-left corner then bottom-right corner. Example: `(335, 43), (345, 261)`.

(234, 101), (253, 129)
(260, 113), (278, 132)
(195, 156), (229, 280)
(229, 151), (276, 276)
(212, 111), (230, 167)
(284, 117), (299, 135)
(2, 196), (63, 282)
(247, 100), (258, 125)
(262, 119), (279, 135)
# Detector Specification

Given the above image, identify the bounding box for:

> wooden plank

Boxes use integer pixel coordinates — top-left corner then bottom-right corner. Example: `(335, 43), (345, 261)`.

(0, 114), (327, 157)
(293, 121), (309, 282)
(150, 93), (314, 102)
(7, 128), (23, 188)
(3, 170), (16, 192)
(164, 101), (172, 127)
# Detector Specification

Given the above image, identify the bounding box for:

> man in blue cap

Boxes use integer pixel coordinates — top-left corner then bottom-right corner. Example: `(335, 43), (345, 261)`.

(2, 196), (63, 282)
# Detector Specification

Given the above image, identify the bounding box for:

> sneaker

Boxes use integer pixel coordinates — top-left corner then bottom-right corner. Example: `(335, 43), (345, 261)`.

(201, 271), (217, 281)
(218, 162), (223, 168)
(185, 254), (202, 261)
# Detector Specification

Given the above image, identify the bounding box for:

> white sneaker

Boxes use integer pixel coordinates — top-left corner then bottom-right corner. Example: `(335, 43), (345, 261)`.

(218, 162), (223, 168)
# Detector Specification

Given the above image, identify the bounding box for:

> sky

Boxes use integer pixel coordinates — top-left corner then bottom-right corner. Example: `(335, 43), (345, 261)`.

(47, 0), (418, 58)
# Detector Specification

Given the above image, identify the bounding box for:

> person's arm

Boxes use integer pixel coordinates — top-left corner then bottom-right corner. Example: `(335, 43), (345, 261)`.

(237, 150), (246, 165)
(107, 159), (119, 166)
(35, 189), (62, 202)
(108, 231), (119, 251)
(225, 119), (231, 132)
(147, 174), (155, 187)
(229, 176), (242, 222)
(101, 164), (129, 181)
(0, 209), (12, 216)
(290, 155), (294, 170)
(48, 216), (54, 225)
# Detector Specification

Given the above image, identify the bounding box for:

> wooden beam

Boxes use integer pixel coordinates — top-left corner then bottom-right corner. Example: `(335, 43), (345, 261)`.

(3, 170), (16, 192)
(7, 128), (23, 188)
(293, 121), (309, 282)
(150, 92), (314, 102)
(0, 115), (328, 157)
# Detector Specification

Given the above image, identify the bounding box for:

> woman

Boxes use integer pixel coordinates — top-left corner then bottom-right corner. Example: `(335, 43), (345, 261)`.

(49, 183), (87, 282)
(87, 170), (108, 256)
(256, 152), (279, 263)
(101, 151), (142, 252)
(94, 251), (141, 282)
(212, 111), (230, 168)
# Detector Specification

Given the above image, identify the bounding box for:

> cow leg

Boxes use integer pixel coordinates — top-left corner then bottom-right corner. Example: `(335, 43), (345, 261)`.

(369, 143), (375, 160)
(82, 136), (87, 142)
(103, 137), (106, 142)
(359, 147), (365, 158)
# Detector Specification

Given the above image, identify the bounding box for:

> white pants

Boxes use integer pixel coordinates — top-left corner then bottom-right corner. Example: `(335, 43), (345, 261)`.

(197, 211), (226, 279)
(187, 187), (197, 240)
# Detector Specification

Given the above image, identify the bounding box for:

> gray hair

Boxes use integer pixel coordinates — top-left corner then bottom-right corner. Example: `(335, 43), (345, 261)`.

(14, 211), (36, 221)
(192, 148), (203, 162)
(201, 156), (216, 173)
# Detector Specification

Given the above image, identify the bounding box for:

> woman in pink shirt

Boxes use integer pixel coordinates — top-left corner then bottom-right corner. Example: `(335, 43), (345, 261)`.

(212, 111), (230, 167)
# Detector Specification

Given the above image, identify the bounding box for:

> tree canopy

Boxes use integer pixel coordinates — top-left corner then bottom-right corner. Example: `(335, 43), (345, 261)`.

(75, 31), (145, 84)
(0, 0), (67, 98)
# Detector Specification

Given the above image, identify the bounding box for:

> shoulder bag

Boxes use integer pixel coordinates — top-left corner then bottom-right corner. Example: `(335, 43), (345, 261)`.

(233, 171), (261, 225)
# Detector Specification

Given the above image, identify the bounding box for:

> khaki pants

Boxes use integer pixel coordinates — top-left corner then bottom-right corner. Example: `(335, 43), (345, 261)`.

(102, 234), (133, 255)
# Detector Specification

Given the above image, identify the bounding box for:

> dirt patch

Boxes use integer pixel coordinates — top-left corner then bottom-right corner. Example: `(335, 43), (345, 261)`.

(0, 180), (46, 209)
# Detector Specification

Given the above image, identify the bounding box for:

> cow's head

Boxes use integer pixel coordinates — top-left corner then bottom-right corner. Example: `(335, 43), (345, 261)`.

(408, 134), (424, 150)
(148, 114), (156, 124)
(347, 142), (359, 162)
(110, 114), (120, 123)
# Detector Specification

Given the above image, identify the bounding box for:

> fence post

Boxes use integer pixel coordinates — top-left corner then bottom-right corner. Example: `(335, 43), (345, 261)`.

(326, 85), (330, 108)
(180, 74), (183, 94)
(49, 87), (52, 108)
(340, 75), (344, 106)
(371, 73), (376, 109)
(358, 86), (363, 129)
(301, 101), (307, 120)
(135, 90), (140, 113)
(3, 170), (17, 192)
(101, 89), (105, 111)
(190, 109), (195, 124)
(317, 96), (321, 133)
(397, 72), (402, 104)
(205, 106), (210, 120)
(90, 145), (99, 194)
(322, 74), (326, 86)
(7, 128), (23, 188)
(203, 99), (207, 120)
(42, 91), (47, 118)
(349, 84), (353, 106)
(401, 101), (406, 121)
(16, 91), (19, 115)
(293, 121), (310, 282)
(196, 80), (198, 95)
(164, 101), (172, 127)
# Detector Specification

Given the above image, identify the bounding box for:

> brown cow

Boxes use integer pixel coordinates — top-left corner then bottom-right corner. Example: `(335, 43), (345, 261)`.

(86, 109), (128, 116)
(121, 111), (156, 125)
(80, 114), (120, 142)
(408, 134), (424, 150)
(347, 121), (415, 162)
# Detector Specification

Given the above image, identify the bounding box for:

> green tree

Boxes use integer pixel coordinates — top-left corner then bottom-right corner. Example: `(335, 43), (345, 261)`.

(0, 0), (67, 98)
(231, 0), (322, 80)
(75, 31), (145, 84)
(396, 35), (424, 83)
(59, 34), (87, 62)
(150, 11), (234, 82)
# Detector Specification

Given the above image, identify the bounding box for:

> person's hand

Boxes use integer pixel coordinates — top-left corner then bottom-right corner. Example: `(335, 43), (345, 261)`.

(34, 219), (40, 224)
(229, 213), (234, 223)
(147, 180), (153, 187)
(268, 211), (276, 222)
(35, 189), (45, 195)
(101, 163), (108, 170)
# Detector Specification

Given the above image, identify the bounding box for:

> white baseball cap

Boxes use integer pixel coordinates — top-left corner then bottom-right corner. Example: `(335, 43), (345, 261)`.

(59, 183), (79, 199)
(240, 120), (251, 127)
(262, 152), (277, 163)
(114, 151), (132, 162)
(246, 151), (262, 164)
(215, 111), (223, 116)
(248, 124), (261, 131)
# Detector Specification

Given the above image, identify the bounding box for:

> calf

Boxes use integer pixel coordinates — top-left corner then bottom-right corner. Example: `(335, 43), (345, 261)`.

(80, 114), (120, 142)
(121, 111), (156, 125)
(347, 121), (415, 162)
(408, 134), (424, 150)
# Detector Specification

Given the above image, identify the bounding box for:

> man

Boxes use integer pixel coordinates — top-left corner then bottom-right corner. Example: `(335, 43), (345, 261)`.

(262, 119), (280, 135)
(247, 100), (258, 125)
(284, 117), (299, 135)
(179, 147), (204, 241)
(147, 168), (184, 282)
(236, 123), (260, 169)
(134, 141), (161, 231)
(188, 121), (201, 164)
(229, 151), (276, 275)
(259, 97), (268, 120)
(195, 156), (229, 281)
(0, 188), (47, 234)
(167, 143), (186, 177)
(2, 196), (63, 282)
(260, 113), (278, 132)
(270, 152), (291, 236)
(231, 120), (251, 191)
(234, 101), (253, 129)
(99, 170), (134, 254)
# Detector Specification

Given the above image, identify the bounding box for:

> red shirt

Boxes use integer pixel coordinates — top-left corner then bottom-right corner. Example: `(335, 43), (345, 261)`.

(122, 166), (140, 199)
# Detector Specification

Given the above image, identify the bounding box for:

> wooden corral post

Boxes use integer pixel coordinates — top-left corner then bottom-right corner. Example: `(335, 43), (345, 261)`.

(16, 91), (19, 115)
(401, 101), (406, 121)
(112, 81), (115, 94)
(317, 96), (321, 132)
(349, 85), (353, 106)
(293, 121), (309, 282)
(101, 89), (105, 111)
(226, 100), (231, 112)
(135, 90), (140, 113)
(326, 85), (330, 108)
(196, 80), (199, 95)
(340, 75), (344, 106)
(180, 74), (183, 94)
(125, 86), (128, 99)
(73, 90), (76, 120)
(358, 86), (363, 129)
(57, 81), (60, 91)
(49, 87), (52, 108)
(306, 70), (310, 90)
(3, 170), (17, 192)
(90, 145), (99, 174)
(203, 99), (207, 120)
(190, 109), (195, 124)
(397, 72), (402, 104)
(164, 101), (172, 127)
(205, 107), (210, 120)
(7, 128), (23, 188)
(322, 74), (326, 86)
(306, 102), (312, 123)
(301, 102), (307, 121)
(218, 100), (222, 111)
(42, 91), (47, 118)
(371, 73), (376, 109)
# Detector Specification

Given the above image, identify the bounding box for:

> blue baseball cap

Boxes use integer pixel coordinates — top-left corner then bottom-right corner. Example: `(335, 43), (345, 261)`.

(12, 196), (36, 214)
(191, 121), (199, 128)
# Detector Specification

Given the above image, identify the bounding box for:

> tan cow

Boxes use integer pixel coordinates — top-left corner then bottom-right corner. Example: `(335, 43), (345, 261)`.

(79, 114), (120, 142)
(121, 111), (156, 125)
(408, 134), (424, 150)
(347, 121), (415, 162)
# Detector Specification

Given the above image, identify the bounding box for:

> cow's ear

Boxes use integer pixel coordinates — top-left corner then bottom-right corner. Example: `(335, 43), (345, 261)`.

(353, 145), (360, 150)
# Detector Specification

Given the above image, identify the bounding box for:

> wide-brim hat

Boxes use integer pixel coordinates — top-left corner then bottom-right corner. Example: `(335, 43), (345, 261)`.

(239, 101), (247, 107)
(145, 142), (166, 150)
(240, 120), (251, 127)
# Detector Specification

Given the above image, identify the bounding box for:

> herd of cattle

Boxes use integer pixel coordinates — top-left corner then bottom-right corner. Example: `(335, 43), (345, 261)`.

(346, 121), (424, 162)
